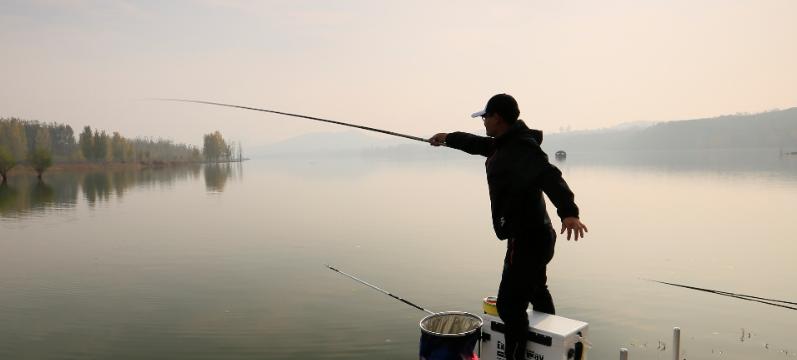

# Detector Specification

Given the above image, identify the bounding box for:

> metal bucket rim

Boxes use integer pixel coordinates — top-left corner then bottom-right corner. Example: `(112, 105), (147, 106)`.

(419, 311), (483, 338)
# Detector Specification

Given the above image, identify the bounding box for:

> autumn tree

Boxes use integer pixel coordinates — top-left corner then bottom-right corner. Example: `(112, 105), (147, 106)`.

(79, 126), (94, 161)
(29, 147), (53, 180)
(93, 130), (110, 162)
(4, 119), (200, 165)
(0, 119), (28, 161)
(33, 127), (51, 151)
(203, 131), (230, 162)
(111, 132), (127, 162)
(50, 124), (77, 160)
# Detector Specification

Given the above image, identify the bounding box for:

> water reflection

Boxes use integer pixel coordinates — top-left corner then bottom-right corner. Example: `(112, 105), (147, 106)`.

(0, 164), (232, 217)
(0, 174), (79, 217)
(0, 185), (21, 214)
(83, 172), (112, 206)
(204, 163), (233, 192)
(29, 182), (55, 208)
(1, 153), (796, 359)
(264, 147), (797, 184)
(545, 148), (797, 181)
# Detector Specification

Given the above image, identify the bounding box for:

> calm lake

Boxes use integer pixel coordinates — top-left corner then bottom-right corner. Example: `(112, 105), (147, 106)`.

(1, 149), (796, 359)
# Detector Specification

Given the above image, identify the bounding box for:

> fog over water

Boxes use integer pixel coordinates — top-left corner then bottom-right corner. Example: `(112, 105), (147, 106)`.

(3, 1), (797, 358)
(1, 150), (796, 359)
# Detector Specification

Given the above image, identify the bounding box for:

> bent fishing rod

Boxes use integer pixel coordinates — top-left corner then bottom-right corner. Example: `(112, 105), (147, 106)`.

(153, 98), (432, 144)
(325, 264), (435, 315)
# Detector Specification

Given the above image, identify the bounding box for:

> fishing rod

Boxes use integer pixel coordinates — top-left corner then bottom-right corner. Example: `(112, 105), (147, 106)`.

(325, 264), (435, 315)
(153, 98), (432, 144)
(648, 279), (797, 311)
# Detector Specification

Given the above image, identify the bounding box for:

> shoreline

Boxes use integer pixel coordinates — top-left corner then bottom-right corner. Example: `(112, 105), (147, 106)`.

(5, 160), (245, 177)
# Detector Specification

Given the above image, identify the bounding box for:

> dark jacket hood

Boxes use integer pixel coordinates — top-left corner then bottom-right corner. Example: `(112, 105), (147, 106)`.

(496, 119), (543, 146)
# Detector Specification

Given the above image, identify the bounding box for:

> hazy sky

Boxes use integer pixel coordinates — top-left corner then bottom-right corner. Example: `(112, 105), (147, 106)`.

(2, 0), (795, 147)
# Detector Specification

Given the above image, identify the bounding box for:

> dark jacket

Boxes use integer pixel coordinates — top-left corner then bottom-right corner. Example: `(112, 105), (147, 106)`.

(445, 120), (579, 240)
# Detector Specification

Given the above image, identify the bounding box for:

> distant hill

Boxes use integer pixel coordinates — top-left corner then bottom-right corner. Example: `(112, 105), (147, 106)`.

(543, 108), (797, 152)
(250, 108), (797, 157)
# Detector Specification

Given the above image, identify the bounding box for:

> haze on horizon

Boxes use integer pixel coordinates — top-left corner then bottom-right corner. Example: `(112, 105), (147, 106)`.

(1, 0), (795, 147)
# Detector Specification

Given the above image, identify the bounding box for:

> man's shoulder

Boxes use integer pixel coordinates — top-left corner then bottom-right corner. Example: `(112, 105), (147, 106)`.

(507, 120), (543, 145)
(506, 132), (543, 151)
(500, 134), (549, 165)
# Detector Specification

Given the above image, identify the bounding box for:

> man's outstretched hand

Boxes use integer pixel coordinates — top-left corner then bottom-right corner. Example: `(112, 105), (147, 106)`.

(561, 217), (588, 241)
(429, 133), (448, 146)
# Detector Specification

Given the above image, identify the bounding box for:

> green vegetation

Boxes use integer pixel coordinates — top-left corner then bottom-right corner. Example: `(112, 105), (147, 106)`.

(0, 165), (233, 216)
(203, 131), (231, 162)
(202, 131), (245, 162)
(78, 125), (202, 163)
(0, 118), (240, 180)
(29, 147), (53, 180)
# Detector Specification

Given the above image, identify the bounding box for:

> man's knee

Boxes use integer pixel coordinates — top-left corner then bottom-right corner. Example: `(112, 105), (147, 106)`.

(530, 284), (555, 315)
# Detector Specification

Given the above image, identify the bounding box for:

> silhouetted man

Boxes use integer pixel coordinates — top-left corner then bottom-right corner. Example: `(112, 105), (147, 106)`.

(429, 94), (588, 360)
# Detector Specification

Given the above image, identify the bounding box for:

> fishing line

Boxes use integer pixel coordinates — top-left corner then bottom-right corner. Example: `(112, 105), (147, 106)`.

(152, 98), (432, 144)
(648, 279), (797, 311)
(325, 264), (435, 315)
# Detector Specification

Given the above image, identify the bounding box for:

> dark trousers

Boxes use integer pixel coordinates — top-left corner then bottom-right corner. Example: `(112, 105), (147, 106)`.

(496, 227), (556, 360)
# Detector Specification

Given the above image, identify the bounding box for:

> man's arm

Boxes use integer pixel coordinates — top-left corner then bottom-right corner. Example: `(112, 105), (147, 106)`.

(429, 132), (494, 157)
(537, 165), (588, 240)
(516, 144), (588, 241)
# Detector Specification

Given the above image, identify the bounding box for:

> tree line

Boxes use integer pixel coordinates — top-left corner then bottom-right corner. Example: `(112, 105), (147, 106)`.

(1, 117), (240, 183)
(76, 126), (202, 163)
(202, 130), (244, 162)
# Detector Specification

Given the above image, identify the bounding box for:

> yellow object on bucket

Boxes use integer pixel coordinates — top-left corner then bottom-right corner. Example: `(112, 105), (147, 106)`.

(483, 296), (498, 316)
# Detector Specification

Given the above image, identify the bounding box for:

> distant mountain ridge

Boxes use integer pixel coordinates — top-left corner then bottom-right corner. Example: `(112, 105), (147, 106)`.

(543, 108), (797, 152)
(250, 107), (797, 157)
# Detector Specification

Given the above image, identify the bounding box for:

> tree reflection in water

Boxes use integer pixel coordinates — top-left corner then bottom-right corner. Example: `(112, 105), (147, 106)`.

(82, 172), (112, 206)
(29, 181), (55, 209)
(204, 163), (235, 193)
(0, 164), (209, 217)
(0, 175), (77, 217)
(0, 184), (20, 216)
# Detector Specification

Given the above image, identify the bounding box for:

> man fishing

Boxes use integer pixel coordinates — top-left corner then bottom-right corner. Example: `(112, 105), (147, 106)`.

(429, 93), (588, 360)
(158, 96), (586, 359)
